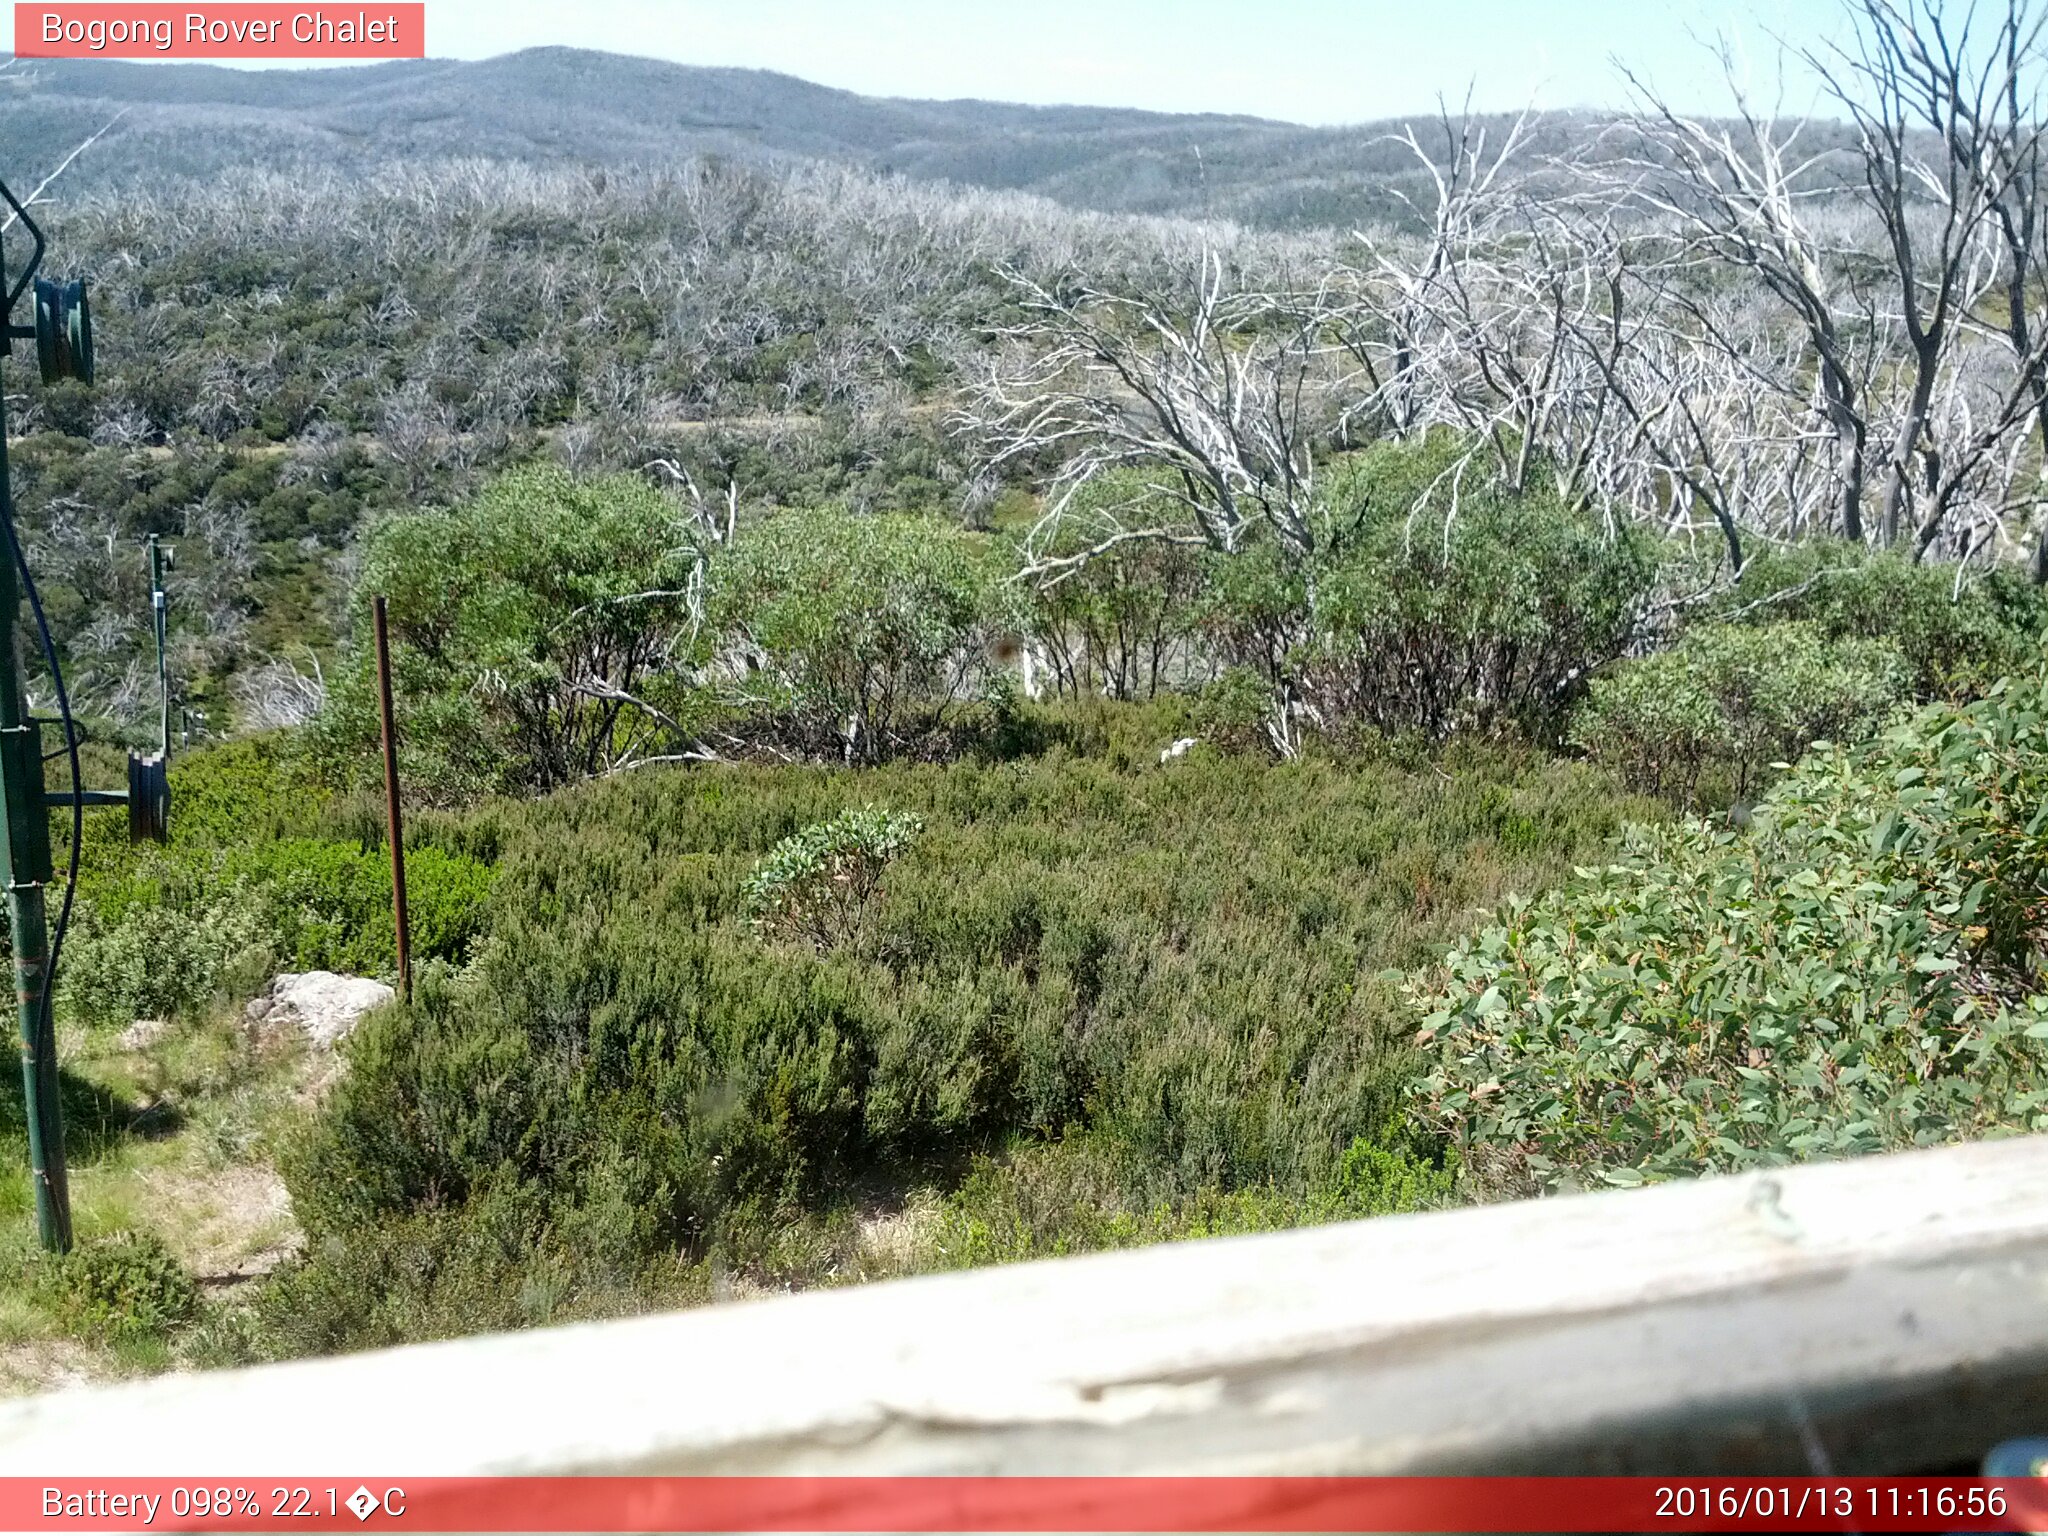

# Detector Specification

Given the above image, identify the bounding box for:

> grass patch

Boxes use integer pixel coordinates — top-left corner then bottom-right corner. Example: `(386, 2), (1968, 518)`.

(0, 1012), (315, 1394)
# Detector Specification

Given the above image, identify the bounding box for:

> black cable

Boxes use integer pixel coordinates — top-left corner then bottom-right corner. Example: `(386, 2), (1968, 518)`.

(0, 507), (82, 1063)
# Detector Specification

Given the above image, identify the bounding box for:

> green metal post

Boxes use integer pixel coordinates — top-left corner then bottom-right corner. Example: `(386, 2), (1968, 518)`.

(0, 375), (69, 1253)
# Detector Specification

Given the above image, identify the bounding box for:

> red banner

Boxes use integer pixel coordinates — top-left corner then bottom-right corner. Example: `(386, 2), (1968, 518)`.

(14, 5), (424, 59)
(2, 1477), (2046, 1533)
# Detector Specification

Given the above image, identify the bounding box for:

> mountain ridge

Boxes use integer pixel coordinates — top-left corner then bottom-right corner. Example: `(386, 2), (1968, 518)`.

(0, 44), (1556, 227)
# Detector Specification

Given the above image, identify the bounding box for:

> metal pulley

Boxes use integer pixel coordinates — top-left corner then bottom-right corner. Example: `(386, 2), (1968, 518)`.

(127, 750), (168, 844)
(33, 276), (91, 386)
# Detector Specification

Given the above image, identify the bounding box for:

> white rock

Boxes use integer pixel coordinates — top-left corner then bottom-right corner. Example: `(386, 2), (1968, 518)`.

(1159, 736), (1198, 764)
(258, 971), (396, 1049)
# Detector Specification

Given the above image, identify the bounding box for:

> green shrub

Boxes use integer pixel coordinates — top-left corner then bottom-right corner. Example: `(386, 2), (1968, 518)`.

(1709, 543), (2047, 698)
(251, 1177), (678, 1357)
(925, 1133), (1460, 1269)
(1020, 471), (1205, 701)
(1194, 542), (1310, 753)
(37, 1230), (200, 1344)
(709, 506), (1019, 762)
(63, 738), (497, 1027)
(56, 737), (327, 925)
(742, 806), (922, 951)
(277, 725), (1653, 1351)
(159, 735), (328, 851)
(1191, 666), (1280, 753)
(1411, 673), (2048, 1197)
(317, 464), (704, 799)
(63, 895), (266, 1028)
(224, 839), (496, 976)
(1325, 1136), (1462, 1214)
(67, 834), (495, 1023)
(1572, 620), (1909, 801)
(1196, 436), (1659, 750)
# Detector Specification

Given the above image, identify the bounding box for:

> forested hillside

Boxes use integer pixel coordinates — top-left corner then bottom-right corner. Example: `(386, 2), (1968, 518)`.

(0, 48), (1556, 226)
(4, 1), (2048, 1387)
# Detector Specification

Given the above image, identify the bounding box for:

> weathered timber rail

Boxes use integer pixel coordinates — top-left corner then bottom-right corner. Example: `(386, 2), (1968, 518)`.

(3, 1135), (2047, 1476)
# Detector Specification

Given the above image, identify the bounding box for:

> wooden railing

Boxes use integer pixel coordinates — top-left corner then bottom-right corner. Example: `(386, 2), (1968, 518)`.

(4, 1135), (2047, 1476)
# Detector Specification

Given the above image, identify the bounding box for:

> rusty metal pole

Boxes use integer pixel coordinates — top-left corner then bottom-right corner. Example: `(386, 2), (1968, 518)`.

(372, 596), (411, 1002)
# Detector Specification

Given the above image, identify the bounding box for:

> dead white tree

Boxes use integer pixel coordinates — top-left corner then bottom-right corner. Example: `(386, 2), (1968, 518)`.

(1622, 54), (1882, 545)
(232, 653), (327, 731)
(959, 249), (1366, 754)
(1854, 0), (2048, 572)
(960, 252), (1351, 572)
(1804, 0), (2030, 552)
(1336, 104), (1538, 445)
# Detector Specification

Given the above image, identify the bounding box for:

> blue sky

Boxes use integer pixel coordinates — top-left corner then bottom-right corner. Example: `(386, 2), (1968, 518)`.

(6, 0), (1859, 123)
